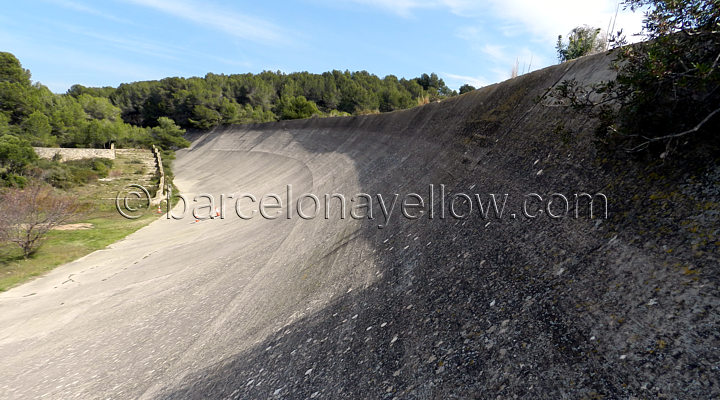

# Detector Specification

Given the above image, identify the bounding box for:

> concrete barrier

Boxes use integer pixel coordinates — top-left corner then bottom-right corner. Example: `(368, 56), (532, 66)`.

(151, 145), (165, 205)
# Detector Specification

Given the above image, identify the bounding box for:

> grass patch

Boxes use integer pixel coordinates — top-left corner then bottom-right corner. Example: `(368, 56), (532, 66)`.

(0, 209), (162, 292)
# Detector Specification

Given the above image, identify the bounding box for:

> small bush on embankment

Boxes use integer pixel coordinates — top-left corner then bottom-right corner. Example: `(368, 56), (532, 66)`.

(33, 158), (114, 189)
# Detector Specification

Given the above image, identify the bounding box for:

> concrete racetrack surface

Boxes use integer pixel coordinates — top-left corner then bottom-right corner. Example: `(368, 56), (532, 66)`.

(1, 52), (718, 398)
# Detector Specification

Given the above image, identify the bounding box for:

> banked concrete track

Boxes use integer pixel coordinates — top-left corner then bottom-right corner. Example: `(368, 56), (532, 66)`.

(0, 52), (718, 399)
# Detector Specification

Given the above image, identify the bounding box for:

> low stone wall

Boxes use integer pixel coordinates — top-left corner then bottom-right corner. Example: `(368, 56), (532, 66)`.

(33, 147), (116, 161)
(151, 145), (165, 205)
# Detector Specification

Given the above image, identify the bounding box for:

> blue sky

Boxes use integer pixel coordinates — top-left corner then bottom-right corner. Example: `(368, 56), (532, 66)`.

(1, 0), (645, 93)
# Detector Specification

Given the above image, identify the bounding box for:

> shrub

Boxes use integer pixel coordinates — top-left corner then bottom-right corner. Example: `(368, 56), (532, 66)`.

(275, 95), (321, 120)
(2, 173), (27, 188)
(36, 158), (114, 188)
(556, 26), (606, 62)
(0, 134), (36, 185)
(459, 84), (476, 94)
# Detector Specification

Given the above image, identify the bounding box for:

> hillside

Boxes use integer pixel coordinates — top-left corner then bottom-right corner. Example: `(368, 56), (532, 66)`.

(0, 50), (718, 399)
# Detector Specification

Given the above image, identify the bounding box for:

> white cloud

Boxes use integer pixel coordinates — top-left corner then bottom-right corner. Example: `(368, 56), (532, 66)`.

(444, 72), (489, 88)
(481, 0), (645, 43)
(483, 47), (544, 81)
(122, 0), (289, 44)
(0, 37), (167, 91)
(455, 26), (480, 42)
(343, 0), (428, 17)
(341, 0), (644, 41)
(490, 67), (511, 82)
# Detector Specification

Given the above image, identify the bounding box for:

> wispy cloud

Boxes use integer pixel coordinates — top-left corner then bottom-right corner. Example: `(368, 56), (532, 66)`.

(481, 0), (645, 43)
(443, 72), (489, 88)
(42, 0), (132, 24)
(0, 29), (168, 91)
(340, 0), (644, 41)
(56, 48), (164, 80)
(481, 44), (506, 63)
(338, 0), (434, 17)
(49, 20), (255, 71)
(121, 0), (289, 45)
(57, 24), (184, 61)
(455, 25), (542, 80)
(334, 0), (478, 17)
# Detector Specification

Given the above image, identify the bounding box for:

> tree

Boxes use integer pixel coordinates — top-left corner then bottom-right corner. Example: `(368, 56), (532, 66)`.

(0, 52), (31, 85)
(218, 97), (239, 123)
(275, 95), (321, 120)
(21, 111), (54, 146)
(556, 26), (606, 62)
(189, 105), (222, 130)
(0, 181), (83, 258)
(459, 84), (476, 94)
(77, 94), (122, 121)
(415, 73), (455, 100)
(71, 120), (114, 148)
(151, 117), (190, 150)
(0, 81), (44, 123)
(67, 84), (115, 98)
(548, 0), (720, 155)
(48, 95), (85, 138)
(0, 134), (37, 185)
(1, 50), (463, 136)
(0, 113), (12, 136)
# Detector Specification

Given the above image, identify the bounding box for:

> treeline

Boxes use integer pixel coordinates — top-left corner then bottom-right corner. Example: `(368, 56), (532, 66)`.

(1, 50), (458, 148)
(0, 51), (189, 186)
(69, 70), (457, 130)
(0, 52), (189, 151)
(0, 51), (459, 186)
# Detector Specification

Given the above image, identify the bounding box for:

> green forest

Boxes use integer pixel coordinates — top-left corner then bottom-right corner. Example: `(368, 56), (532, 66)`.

(71, 67), (457, 128)
(0, 51), (458, 186)
(0, 52), (190, 150)
(1, 50), (457, 148)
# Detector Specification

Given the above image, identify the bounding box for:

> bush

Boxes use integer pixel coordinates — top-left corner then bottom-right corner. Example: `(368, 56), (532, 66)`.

(2, 173), (27, 188)
(556, 26), (606, 62)
(64, 158), (113, 182)
(92, 160), (109, 177)
(459, 84), (476, 94)
(41, 165), (71, 188)
(275, 95), (321, 120)
(0, 134), (37, 184)
(36, 157), (114, 188)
